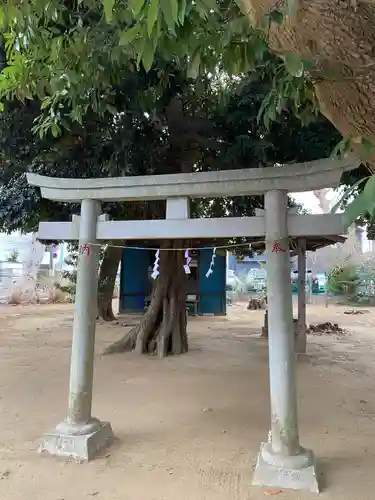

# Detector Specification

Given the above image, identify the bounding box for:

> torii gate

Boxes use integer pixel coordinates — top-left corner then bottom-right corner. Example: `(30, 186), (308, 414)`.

(27, 155), (359, 493)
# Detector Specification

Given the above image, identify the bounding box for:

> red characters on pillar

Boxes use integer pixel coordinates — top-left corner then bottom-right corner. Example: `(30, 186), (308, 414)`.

(79, 244), (91, 256)
(271, 243), (286, 253)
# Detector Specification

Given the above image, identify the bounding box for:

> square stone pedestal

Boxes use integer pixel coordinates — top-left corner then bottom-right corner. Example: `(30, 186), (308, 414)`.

(39, 422), (114, 461)
(252, 443), (319, 493)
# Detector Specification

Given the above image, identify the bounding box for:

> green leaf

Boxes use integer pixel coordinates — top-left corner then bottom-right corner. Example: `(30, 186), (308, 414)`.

(363, 174), (375, 204)
(229, 16), (248, 34)
(160, 0), (178, 30)
(0, 8), (6, 29)
(141, 39), (156, 72)
(70, 106), (83, 125)
(302, 58), (314, 69)
(270, 10), (283, 25)
(188, 50), (201, 79)
(170, 0), (178, 22)
(360, 136), (374, 157)
(128, 0), (145, 17)
(284, 52), (303, 77)
(51, 122), (60, 137)
(178, 0), (187, 24)
(103, 0), (115, 23)
(343, 191), (371, 228)
(251, 36), (268, 61)
(134, 35), (147, 68)
(330, 136), (351, 159)
(119, 24), (141, 46)
(40, 97), (52, 110)
(151, 16), (161, 47)
(330, 176), (370, 214)
(147, 0), (159, 35)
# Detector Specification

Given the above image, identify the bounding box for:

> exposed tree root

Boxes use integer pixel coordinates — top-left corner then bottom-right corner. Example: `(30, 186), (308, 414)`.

(103, 240), (188, 357)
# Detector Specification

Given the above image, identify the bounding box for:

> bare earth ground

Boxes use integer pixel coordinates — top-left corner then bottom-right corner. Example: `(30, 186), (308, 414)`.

(0, 302), (375, 500)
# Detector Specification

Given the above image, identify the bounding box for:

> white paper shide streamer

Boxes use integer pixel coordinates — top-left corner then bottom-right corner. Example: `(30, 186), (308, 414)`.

(184, 249), (191, 274)
(151, 249), (160, 279)
(205, 247), (216, 278)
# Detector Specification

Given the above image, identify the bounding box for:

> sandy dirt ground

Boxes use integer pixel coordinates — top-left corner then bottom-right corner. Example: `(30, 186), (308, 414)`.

(0, 301), (375, 500)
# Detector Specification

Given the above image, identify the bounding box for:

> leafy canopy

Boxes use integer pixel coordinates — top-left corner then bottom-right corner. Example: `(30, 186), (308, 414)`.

(0, 58), (339, 236)
(0, 0), (371, 230)
(0, 0), (316, 134)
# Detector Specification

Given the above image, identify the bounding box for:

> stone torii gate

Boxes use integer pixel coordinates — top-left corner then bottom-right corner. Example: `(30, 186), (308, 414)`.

(27, 156), (358, 493)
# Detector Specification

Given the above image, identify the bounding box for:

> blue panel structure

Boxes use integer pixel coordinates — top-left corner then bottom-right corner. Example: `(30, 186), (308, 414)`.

(198, 248), (226, 315)
(119, 248), (150, 313)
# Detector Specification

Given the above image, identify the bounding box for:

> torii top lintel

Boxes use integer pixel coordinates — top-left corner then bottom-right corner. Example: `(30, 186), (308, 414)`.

(27, 155), (359, 203)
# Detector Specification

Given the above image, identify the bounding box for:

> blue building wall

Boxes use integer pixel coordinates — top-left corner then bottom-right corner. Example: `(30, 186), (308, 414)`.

(120, 247), (227, 315)
(198, 248), (226, 315)
(119, 247), (149, 313)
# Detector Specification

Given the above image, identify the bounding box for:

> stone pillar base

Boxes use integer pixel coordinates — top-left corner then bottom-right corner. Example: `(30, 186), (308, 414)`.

(252, 443), (319, 493)
(39, 421), (114, 461)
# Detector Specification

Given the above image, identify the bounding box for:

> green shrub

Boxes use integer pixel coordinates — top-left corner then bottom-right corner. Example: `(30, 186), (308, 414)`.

(327, 264), (358, 298)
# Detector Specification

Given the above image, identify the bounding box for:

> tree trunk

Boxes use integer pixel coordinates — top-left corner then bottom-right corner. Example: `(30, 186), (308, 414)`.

(97, 242), (123, 321)
(241, 0), (375, 170)
(103, 240), (188, 357)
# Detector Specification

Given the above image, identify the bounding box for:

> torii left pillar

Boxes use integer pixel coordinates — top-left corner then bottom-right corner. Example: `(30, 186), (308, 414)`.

(40, 199), (114, 460)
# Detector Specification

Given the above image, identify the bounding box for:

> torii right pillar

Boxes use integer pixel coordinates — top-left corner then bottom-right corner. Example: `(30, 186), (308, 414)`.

(252, 190), (319, 493)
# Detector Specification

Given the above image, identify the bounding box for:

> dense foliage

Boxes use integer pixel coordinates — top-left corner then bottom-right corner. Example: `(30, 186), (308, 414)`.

(0, 58), (341, 235)
(0, 0), (373, 230)
(327, 264), (359, 300)
(0, 1), (317, 135)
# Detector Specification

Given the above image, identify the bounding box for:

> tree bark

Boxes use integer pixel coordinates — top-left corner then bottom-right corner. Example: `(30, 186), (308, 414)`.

(103, 240), (188, 357)
(97, 241), (123, 321)
(241, 0), (375, 170)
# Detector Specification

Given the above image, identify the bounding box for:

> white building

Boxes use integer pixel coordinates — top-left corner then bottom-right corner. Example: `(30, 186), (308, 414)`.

(0, 232), (68, 268)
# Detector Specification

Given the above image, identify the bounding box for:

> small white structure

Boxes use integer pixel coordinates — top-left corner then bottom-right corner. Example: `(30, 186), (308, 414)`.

(28, 155), (359, 492)
(0, 233), (46, 302)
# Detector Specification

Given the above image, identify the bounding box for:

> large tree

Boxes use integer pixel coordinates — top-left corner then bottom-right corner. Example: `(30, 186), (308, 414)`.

(0, 0), (353, 354)
(0, 0), (372, 159)
(0, 61), (216, 314)
(241, 0), (375, 166)
(0, 53), (342, 355)
(2, 0), (374, 228)
(0, 61), (266, 355)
